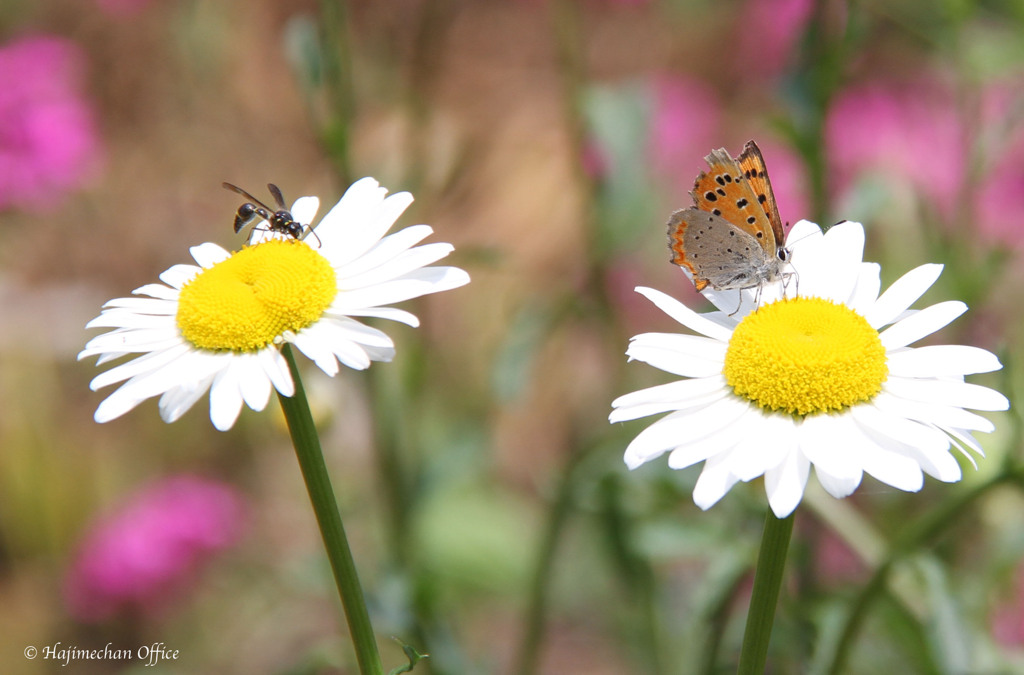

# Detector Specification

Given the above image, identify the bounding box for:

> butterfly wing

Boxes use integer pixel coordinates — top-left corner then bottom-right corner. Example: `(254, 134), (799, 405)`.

(668, 207), (778, 291)
(690, 147), (778, 255)
(737, 140), (785, 246)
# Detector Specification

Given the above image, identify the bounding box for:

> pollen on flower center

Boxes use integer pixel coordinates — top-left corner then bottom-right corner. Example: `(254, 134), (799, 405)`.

(176, 240), (337, 352)
(723, 297), (888, 416)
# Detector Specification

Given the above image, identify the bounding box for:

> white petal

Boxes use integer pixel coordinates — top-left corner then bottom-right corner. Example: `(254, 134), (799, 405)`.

(337, 306), (420, 327)
(634, 287), (734, 341)
(131, 283), (179, 300)
(331, 341), (374, 370)
(851, 403), (951, 453)
(333, 318), (395, 348)
(725, 411), (797, 482)
(323, 184), (415, 266)
(86, 312), (177, 329)
(623, 397), (750, 469)
(625, 333), (727, 378)
(800, 414), (864, 487)
(209, 365), (245, 431)
(908, 443), (962, 482)
(235, 353), (273, 411)
(873, 390), (995, 433)
(94, 350), (224, 423)
(864, 264), (943, 329)
(887, 345), (1003, 377)
(291, 195), (320, 226)
(786, 219), (824, 246)
(945, 427), (985, 460)
(702, 286), (767, 319)
(259, 348), (294, 397)
(667, 419), (746, 470)
(808, 220), (865, 303)
(819, 413), (920, 489)
(159, 264), (202, 289)
(189, 242), (232, 268)
(291, 328), (343, 376)
(312, 178), (386, 248)
(764, 449), (811, 518)
(878, 301), (967, 350)
(89, 342), (193, 390)
(333, 267), (469, 310)
(786, 222), (833, 296)
(335, 224), (436, 280)
(81, 335), (184, 362)
(340, 242), (455, 290)
(610, 376), (728, 422)
(847, 263), (881, 315)
(107, 295), (178, 312)
(883, 377), (1009, 412)
(814, 463), (863, 500)
(692, 453), (743, 510)
(159, 377), (214, 424)
(859, 442), (924, 492)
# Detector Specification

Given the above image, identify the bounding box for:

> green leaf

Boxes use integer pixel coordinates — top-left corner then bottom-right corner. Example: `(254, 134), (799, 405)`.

(387, 637), (429, 675)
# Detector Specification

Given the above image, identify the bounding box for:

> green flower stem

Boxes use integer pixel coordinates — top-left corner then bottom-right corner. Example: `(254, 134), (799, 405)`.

(278, 344), (384, 675)
(737, 511), (795, 675)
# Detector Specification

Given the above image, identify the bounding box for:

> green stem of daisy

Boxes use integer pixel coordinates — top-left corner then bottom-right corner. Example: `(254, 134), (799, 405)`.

(278, 344), (384, 675)
(736, 510), (795, 675)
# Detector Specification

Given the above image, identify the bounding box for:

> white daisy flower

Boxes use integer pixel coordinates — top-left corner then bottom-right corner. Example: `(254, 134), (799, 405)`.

(610, 220), (1009, 518)
(80, 177), (470, 431)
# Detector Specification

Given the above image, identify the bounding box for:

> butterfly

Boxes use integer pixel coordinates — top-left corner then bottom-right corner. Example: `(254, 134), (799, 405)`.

(667, 141), (791, 301)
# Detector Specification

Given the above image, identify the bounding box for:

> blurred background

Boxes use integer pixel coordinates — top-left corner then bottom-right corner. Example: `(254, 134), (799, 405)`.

(1, 0), (1023, 673)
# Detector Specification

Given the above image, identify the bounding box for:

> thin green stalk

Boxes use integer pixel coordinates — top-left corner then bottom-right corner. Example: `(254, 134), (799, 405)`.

(514, 446), (585, 675)
(737, 511), (795, 675)
(824, 467), (1024, 674)
(278, 344), (384, 675)
(318, 0), (355, 185)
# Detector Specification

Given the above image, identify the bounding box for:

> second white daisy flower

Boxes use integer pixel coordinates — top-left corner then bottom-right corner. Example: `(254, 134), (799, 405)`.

(611, 220), (1008, 518)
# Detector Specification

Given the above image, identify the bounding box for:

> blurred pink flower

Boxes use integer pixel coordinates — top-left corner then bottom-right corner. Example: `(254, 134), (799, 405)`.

(826, 83), (966, 217)
(973, 138), (1024, 248)
(815, 529), (865, 585)
(647, 76), (721, 194)
(581, 137), (611, 180)
(992, 563), (1024, 646)
(513, 0), (650, 6)
(973, 86), (1024, 248)
(0, 35), (101, 212)
(736, 0), (814, 78)
(65, 476), (246, 622)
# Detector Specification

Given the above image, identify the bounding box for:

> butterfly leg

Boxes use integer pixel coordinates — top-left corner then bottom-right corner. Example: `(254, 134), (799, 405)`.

(727, 291), (745, 317)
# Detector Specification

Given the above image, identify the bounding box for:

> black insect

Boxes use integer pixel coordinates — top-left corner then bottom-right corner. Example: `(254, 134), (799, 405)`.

(222, 182), (321, 247)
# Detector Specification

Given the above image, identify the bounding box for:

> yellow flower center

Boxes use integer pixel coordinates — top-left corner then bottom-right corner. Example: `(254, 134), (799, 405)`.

(176, 240), (337, 352)
(723, 298), (888, 416)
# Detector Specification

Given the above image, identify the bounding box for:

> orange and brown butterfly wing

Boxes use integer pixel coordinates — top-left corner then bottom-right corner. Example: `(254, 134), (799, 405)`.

(667, 208), (709, 291)
(690, 147), (778, 254)
(737, 140), (785, 246)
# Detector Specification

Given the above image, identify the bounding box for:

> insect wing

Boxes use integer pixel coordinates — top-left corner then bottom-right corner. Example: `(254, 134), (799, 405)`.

(267, 183), (287, 210)
(222, 182), (274, 212)
(690, 147), (778, 254)
(668, 207), (778, 291)
(737, 141), (785, 246)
